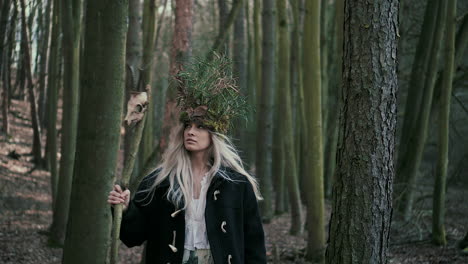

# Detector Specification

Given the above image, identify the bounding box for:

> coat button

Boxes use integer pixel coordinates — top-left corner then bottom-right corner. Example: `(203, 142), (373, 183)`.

(221, 221), (227, 233)
(214, 190), (220, 200)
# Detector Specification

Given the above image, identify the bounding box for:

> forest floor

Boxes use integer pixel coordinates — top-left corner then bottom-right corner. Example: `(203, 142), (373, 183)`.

(1, 99), (467, 264)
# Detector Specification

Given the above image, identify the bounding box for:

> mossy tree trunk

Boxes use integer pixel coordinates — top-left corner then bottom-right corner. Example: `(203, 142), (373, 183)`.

(139, 0), (159, 176)
(303, 0), (325, 262)
(277, 0), (303, 235)
(49, 0), (82, 245)
(325, 1), (398, 263)
(61, 0), (127, 262)
(432, 0), (457, 246)
(397, 1), (448, 220)
(256, 0), (275, 222)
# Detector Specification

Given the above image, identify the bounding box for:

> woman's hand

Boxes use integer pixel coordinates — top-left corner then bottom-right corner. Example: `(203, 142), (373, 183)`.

(108, 184), (130, 210)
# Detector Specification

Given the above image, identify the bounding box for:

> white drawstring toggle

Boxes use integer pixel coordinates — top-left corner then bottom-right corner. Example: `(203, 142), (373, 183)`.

(214, 190), (220, 200)
(228, 254), (232, 264)
(221, 221), (227, 233)
(171, 208), (183, 218)
(168, 230), (177, 252)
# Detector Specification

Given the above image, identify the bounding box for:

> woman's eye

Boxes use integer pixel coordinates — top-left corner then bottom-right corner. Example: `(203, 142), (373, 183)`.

(197, 125), (204, 129)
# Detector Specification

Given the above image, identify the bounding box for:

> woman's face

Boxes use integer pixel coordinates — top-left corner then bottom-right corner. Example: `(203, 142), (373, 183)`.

(183, 123), (212, 153)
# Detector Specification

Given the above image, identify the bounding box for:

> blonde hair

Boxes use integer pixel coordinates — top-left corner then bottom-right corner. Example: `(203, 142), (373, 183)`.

(138, 123), (262, 209)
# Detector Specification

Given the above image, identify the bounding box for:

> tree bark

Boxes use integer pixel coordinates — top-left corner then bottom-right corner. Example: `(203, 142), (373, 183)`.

(139, 0), (159, 178)
(325, 1), (398, 263)
(432, 0), (457, 246)
(159, 0), (193, 151)
(19, 0), (42, 166)
(48, 0), (82, 245)
(44, 0), (60, 210)
(61, 0), (127, 262)
(277, 0), (303, 235)
(303, 0), (325, 262)
(256, 0), (275, 222)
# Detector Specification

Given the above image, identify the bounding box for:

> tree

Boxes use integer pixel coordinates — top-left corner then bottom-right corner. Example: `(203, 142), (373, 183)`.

(395, 0), (438, 209)
(48, 0), (83, 245)
(303, 0), (325, 262)
(139, 0), (159, 177)
(61, 0), (128, 262)
(256, 0), (275, 222)
(432, 0), (457, 246)
(396, 1), (448, 220)
(325, 0), (398, 263)
(19, 0), (42, 167)
(159, 0), (193, 151)
(277, 0), (302, 235)
(44, 0), (60, 208)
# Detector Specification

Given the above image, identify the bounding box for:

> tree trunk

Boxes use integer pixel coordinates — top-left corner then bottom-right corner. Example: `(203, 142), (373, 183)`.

(217, 0), (229, 55)
(245, 0), (256, 167)
(44, 0), (60, 210)
(325, 0), (398, 263)
(397, 1), (448, 220)
(324, 0), (343, 199)
(396, 0), (438, 182)
(124, 0), (143, 170)
(254, 0), (261, 102)
(303, 0), (325, 262)
(37, 0), (53, 130)
(19, 0), (42, 166)
(0, 0), (10, 73)
(48, 0), (83, 245)
(432, 0), (456, 246)
(1, 0), (12, 135)
(159, 0), (193, 151)
(256, 0), (275, 222)
(139, 0), (158, 177)
(232, 0), (247, 156)
(61, 0), (127, 263)
(277, 0), (302, 235)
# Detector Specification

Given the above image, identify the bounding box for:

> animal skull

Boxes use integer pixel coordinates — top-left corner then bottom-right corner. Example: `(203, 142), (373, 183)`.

(124, 91), (149, 126)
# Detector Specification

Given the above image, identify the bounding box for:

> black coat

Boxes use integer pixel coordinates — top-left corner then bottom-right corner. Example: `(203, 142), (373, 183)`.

(119, 167), (267, 264)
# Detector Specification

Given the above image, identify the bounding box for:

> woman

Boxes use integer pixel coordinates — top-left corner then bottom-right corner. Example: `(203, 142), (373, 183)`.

(108, 56), (266, 264)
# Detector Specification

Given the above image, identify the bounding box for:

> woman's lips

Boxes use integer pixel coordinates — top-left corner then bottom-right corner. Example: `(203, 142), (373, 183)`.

(186, 139), (197, 143)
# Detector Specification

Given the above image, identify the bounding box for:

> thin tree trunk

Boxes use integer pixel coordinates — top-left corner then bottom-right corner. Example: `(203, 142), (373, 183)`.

(277, 0), (302, 235)
(44, 0), (60, 209)
(245, 0), (256, 167)
(253, 0), (261, 102)
(37, 0), (52, 130)
(256, 0), (275, 222)
(62, 0), (128, 262)
(303, 0), (325, 262)
(396, 0), (438, 182)
(397, 1), (448, 220)
(49, 0), (82, 245)
(19, 0), (42, 166)
(124, 0), (143, 173)
(139, 0), (158, 177)
(232, 0), (247, 156)
(0, 0), (10, 73)
(217, 0), (229, 55)
(432, 0), (457, 246)
(207, 0), (244, 59)
(159, 0), (193, 151)
(325, 0), (398, 263)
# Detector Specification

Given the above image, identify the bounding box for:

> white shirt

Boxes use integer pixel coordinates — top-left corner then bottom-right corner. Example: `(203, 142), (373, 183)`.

(184, 173), (211, 250)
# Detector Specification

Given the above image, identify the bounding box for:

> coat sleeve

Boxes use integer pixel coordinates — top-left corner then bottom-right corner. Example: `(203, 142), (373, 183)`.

(243, 180), (267, 264)
(119, 170), (158, 247)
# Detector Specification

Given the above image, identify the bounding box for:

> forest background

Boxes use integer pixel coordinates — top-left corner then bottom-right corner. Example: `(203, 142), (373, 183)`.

(0, 0), (467, 263)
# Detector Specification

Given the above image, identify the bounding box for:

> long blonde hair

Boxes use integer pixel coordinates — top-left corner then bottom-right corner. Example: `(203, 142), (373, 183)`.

(138, 123), (262, 209)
